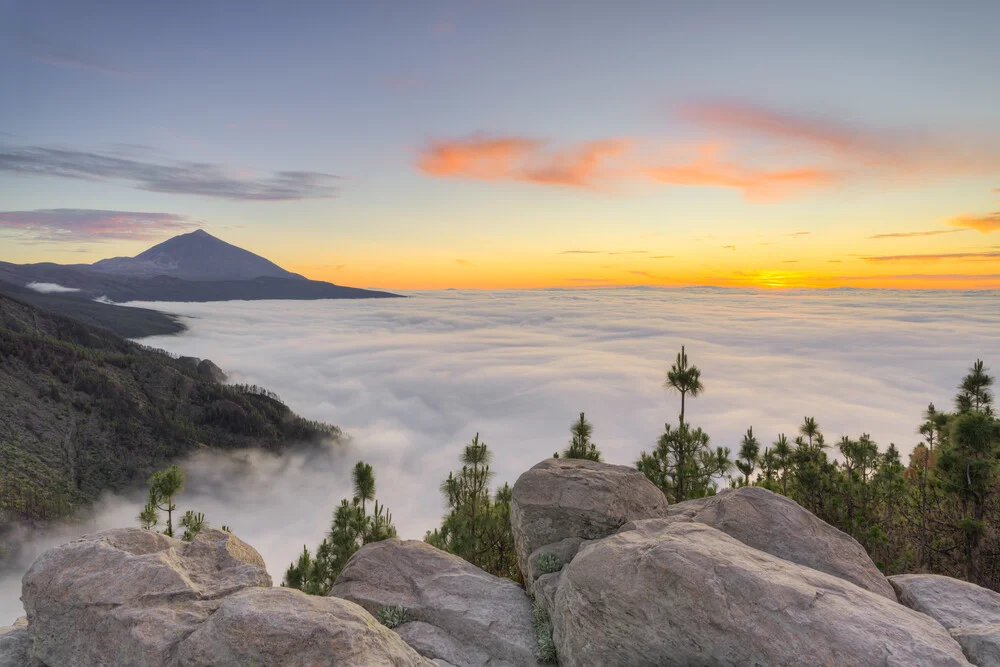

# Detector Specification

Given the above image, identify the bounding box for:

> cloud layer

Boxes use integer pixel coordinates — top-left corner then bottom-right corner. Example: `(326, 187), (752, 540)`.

(4, 288), (998, 618)
(0, 146), (339, 200)
(0, 209), (195, 242)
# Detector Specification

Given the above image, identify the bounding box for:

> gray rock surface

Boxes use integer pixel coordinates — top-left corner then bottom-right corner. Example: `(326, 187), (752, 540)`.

(22, 528), (270, 666)
(891, 574), (1000, 666)
(176, 586), (432, 667)
(0, 617), (37, 667)
(951, 626), (1000, 667)
(511, 458), (669, 591)
(552, 520), (970, 667)
(329, 539), (540, 667)
(526, 537), (584, 583)
(664, 485), (895, 599)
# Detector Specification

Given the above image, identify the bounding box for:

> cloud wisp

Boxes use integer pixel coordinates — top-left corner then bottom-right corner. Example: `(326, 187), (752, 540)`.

(0, 209), (195, 242)
(950, 212), (1000, 233)
(417, 136), (631, 189)
(863, 251), (1000, 262)
(869, 230), (967, 239)
(418, 102), (1000, 201)
(0, 145), (340, 201)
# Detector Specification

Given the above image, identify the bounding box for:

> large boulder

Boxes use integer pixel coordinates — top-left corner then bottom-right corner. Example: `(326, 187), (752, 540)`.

(0, 617), (38, 667)
(891, 574), (1000, 666)
(511, 458), (669, 591)
(22, 528), (271, 666)
(329, 539), (540, 667)
(551, 520), (970, 666)
(664, 486), (895, 599)
(176, 587), (432, 666)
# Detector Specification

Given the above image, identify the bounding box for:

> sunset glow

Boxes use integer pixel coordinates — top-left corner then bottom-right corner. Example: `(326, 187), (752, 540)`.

(2, 2), (998, 290)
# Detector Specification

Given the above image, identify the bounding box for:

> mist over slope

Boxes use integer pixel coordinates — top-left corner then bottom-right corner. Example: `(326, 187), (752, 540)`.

(4, 287), (997, 621)
(131, 288), (1000, 543)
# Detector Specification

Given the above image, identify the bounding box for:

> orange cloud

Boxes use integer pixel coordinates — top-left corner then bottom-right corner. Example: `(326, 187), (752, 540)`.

(644, 144), (836, 201)
(417, 136), (630, 188)
(681, 101), (1000, 181)
(681, 101), (876, 156)
(869, 229), (967, 239)
(863, 251), (1000, 262)
(949, 212), (1000, 233)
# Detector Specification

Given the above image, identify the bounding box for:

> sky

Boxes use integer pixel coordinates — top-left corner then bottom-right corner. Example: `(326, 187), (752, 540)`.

(2, 0), (1000, 289)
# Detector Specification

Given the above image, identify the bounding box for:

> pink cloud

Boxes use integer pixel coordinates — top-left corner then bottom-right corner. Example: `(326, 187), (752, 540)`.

(0, 209), (195, 242)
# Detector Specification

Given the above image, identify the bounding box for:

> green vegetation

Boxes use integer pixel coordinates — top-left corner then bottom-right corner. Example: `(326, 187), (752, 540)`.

(376, 605), (410, 629)
(635, 348), (1000, 592)
(425, 434), (519, 580)
(283, 461), (397, 595)
(532, 602), (557, 663)
(553, 412), (602, 461)
(0, 293), (339, 531)
(637, 348), (733, 502)
(136, 465), (214, 541)
(535, 552), (563, 574)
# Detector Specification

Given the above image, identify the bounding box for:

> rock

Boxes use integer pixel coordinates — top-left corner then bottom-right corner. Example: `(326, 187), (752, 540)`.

(0, 617), (37, 667)
(951, 626), (1000, 667)
(891, 574), (1000, 666)
(329, 539), (540, 667)
(176, 587), (432, 667)
(534, 571), (562, 615)
(197, 359), (227, 383)
(552, 520), (970, 666)
(663, 485), (895, 599)
(23, 528), (270, 667)
(526, 537), (584, 583)
(511, 458), (669, 591)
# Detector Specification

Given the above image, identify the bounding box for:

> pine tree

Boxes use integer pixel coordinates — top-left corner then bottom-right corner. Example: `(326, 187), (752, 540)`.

(561, 413), (602, 461)
(735, 427), (760, 486)
(639, 348), (731, 502)
(148, 465), (185, 538)
(666, 345), (703, 427)
(284, 461), (396, 595)
(425, 435), (518, 579)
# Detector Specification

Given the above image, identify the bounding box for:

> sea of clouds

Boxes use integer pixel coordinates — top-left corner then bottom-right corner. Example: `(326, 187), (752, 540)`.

(3, 287), (999, 620)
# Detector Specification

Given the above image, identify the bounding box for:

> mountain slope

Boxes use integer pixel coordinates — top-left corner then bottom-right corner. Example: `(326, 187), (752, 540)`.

(0, 281), (185, 338)
(0, 293), (340, 531)
(91, 229), (305, 281)
(0, 230), (402, 304)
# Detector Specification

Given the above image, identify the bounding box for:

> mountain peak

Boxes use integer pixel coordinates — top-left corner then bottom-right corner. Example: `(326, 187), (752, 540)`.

(90, 230), (305, 282)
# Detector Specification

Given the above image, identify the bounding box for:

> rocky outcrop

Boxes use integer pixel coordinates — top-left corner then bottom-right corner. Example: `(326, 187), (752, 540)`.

(891, 574), (1000, 666)
(176, 587), (431, 666)
(197, 359), (227, 383)
(329, 539), (540, 667)
(0, 617), (38, 667)
(663, 486), (895, 599)
(22, 528), (271, 666)
(511, 458), (669, 591)
(551, 520), (970, 666)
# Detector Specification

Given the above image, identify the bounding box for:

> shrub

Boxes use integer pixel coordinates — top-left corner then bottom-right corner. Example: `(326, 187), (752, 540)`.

(535, 552), (562, 574)
(376, 605), (409, 629)
(532, 602), (557, 663)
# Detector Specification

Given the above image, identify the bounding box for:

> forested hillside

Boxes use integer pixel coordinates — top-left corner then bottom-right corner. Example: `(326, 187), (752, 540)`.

(0, 293), (340, 531)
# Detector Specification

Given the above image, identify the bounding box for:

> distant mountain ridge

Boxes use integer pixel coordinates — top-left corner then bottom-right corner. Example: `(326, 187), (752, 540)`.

(0, 230), (401, 307)
(90, 229), (306, 281)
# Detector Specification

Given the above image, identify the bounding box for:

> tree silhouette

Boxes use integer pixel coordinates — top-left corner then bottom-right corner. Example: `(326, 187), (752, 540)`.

(666, 345), (703, 427)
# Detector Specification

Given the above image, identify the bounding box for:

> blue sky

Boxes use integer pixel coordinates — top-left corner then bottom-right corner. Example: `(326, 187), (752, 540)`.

(2, 0), (1000, 288)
